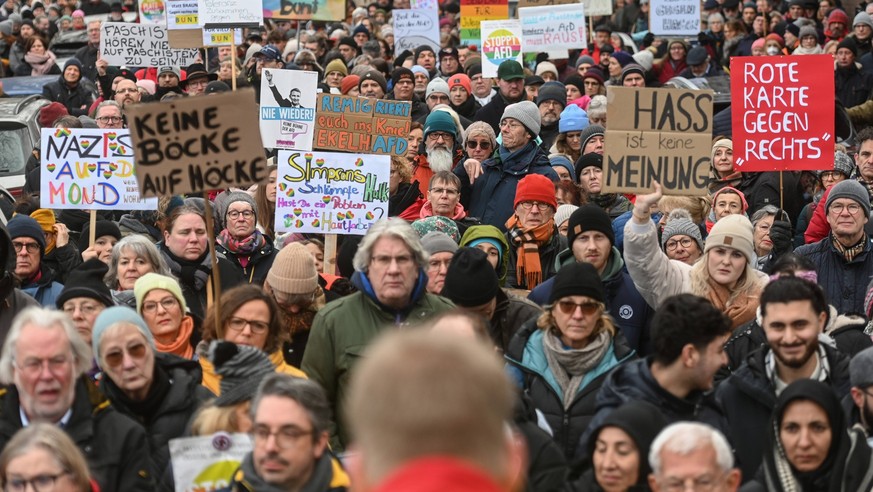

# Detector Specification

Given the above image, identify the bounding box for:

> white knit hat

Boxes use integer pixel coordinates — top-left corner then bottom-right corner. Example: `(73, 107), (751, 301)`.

(555, 204), (579, 228)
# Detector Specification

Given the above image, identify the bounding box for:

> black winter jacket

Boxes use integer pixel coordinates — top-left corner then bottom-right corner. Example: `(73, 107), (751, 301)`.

(42, 76), (94, 117)
(505, 229), (567, 289)
(836, 63), (873, 109)
(698, 344), (851, 482)
(491, 288), (542, 353)
(474, 93), (524, 135)
(795, 236), (873, 316)
(215, 239), (277, 287)
(44, 243), (82, 284)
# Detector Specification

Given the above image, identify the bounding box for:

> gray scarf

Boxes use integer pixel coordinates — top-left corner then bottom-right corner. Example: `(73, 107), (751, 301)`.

(542, 329), (611, 410)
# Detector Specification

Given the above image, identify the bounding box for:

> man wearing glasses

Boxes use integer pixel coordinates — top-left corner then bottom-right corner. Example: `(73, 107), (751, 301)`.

(7, 215), (63, 307)
(411, 110), (463, 196)
(113, 78), (140, 112)
(94, 100), (124, 129)
(419, 172), (480, 236)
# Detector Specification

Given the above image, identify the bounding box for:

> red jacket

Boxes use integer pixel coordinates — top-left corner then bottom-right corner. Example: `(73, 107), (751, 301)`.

(805, 185), (834, 244)
(373, 457), (506, 492)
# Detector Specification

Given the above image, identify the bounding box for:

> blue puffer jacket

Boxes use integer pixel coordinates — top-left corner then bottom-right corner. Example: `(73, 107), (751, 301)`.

(795, 235), (873, 316)
(528, 248), (655, 355)
(455, 142), (557, 231)
(505, 320), (635, 462)
(21, 265), (64, 308)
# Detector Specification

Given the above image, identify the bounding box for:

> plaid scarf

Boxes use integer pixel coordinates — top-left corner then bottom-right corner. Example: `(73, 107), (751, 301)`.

(505, 215), (554, 289)
(831, 232), (867, 263)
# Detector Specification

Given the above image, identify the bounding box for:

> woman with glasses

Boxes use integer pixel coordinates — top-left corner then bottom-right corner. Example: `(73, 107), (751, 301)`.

(751, 206), (790, 271)
(198, 285), (306, 395)
(505, 262), (636, 462)
(0, 424), (96, 492)
(105, 235), (173, 309)
(462, 121), (496, 162)
(134, 273), (198, 360)
(660, 209), (705, 266)
(91, 306), (213, 480)
(215, 192), (277, 287)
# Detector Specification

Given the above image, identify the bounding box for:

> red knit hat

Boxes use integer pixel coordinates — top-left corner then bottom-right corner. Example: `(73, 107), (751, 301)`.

(39, 102), (68, 128)
(828, 9), (849, 26)
(514, 174), (558, 210)
(447, 73), (471, 94)
(341, 74), (360, 95)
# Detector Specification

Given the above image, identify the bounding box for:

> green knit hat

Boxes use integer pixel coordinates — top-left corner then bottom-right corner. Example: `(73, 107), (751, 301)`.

(134, 273), (188, 315)
(424, 110), (458, 140)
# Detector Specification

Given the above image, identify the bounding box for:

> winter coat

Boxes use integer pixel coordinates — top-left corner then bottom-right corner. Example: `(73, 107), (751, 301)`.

(389, 181), (424, 219)
(21, 264), (64, 308)
(836, 62), (873, 109)
(505, 320), (636, 461)
(215, 239), (277, 287)
(220, 451), (349, 492)
(301, 270), (454, 451)
(514, 394), (571, 492)
(455, 142), (558, 230)
(654, 58), (688, 85)
(42, 76), (94, 117)
(697, 344), (851, 482)
(411, 147), (465, 197)
(7, 39), (24, 74)
(158, 245), (246, 321)
(505, 227), (567, 289)
(100, 353), (214, 479)
(459, 224), (511, 286)
(450, 96), (481, 121)
(491, 288), (542, 353)
(528, 247), (655, 355)
(13, 59), (61, 76)
(200, 347), (307, 396)
(371, 457), (505, 492)
(737, 171), (805, 223)
(43, 243), (82, 284)
(795, 235), (873, 316)
(0, 378), (153, 491)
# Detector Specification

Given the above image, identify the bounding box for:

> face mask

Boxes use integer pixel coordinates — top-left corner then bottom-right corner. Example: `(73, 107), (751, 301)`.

(766, 46), (780, 55)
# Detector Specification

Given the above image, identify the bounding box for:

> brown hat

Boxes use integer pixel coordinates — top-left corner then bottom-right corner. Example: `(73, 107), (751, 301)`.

(266, 243), (318, 294)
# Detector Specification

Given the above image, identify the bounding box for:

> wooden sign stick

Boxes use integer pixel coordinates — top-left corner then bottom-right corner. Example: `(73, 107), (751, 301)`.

(203, 193), (222, 325)
(324, 234), (337, 275)
(88, 209), (97, 248)
(231, 42), (238, 91)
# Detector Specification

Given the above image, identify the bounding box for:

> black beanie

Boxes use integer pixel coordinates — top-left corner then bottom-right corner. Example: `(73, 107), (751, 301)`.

(55, 258), (114, 308)
(78, 220), (122, 253)
(440, 248), (499, 307)
(838, 36), (858, 56)
(567, 204), (615, 247)
(574, 152), (603, 182)
(549, 262), (605, 304)
(338, 36), (358, 51)
(415, 45), (436, 63)
(7, 215), (46, 257)
(391, 67), (414, 86)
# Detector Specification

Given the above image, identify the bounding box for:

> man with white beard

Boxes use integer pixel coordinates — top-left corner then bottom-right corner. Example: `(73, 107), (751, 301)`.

(411, 110), (463, 196)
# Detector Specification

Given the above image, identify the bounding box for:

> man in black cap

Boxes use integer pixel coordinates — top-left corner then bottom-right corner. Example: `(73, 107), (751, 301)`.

(182, 63), (217, 97)
(388, 67), (428, 121)
(441, 247), (542, 353)
(250, 45), (285, 102)
(740, 1), (756, 30)
(536, 81), (566, 150)
(679, 47), (724, 78)
(415, 45), (438, 78)
(438, 47), (462, 78)
(524, 74), (544, 102)
(359, 69), (387, 98)
(474, 59), (526, 134)
(467, 61), (496, 106)
(337, 37), (359, 64)
(835, 37), (873, 108)
(620, 64), (647, 87)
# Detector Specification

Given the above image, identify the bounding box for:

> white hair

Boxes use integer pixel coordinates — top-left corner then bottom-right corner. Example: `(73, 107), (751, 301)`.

(708, 13), (725, 23)
(352, 218), (428, 273)
(649, 422), (734, 476)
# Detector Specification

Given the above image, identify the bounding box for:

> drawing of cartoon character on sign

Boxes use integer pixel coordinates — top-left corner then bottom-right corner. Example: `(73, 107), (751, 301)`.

(266, 70), (307, 108)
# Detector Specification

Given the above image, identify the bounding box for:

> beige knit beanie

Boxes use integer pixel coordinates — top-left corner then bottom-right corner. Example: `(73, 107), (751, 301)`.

(267, 243), (319, 294)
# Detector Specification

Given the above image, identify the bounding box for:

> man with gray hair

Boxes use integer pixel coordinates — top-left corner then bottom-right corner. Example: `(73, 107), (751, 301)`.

(94, 100), (124, 129)
(0, 307), (151, 491)
(224, 374), (350, 491)
(302, 218), (454, 451)
(648, 422), (741, 492)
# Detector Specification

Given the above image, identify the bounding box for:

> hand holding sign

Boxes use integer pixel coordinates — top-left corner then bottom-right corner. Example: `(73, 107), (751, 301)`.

(632, 181), (663, 223)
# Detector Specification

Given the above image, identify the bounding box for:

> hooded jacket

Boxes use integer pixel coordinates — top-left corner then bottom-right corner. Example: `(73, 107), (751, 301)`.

(214, 237), (277, 287)
(460, 225), (511, 286)
(301, 269), (454, 451)
(491, 288), (542, 354)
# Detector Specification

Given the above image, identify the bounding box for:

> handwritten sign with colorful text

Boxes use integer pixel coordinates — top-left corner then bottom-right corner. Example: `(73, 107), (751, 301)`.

(730, 55), (834, 172)
(313, 94), (411, 156)
(481, 20), (523, 79)
(518, 3), (587, 53)
(460, 0), (509, 48)
(40, 129), (158, 210)
(275, 151), (390, 235)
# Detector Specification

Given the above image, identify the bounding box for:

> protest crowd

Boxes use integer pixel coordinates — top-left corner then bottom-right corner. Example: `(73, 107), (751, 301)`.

(4, 0), (873, 491)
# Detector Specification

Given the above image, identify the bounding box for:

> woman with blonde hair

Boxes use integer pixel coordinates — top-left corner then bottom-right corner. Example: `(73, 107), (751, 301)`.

(505, 262), (635, 461)
(0, 423), (95, 492)
(254, 162), (277, 241)
(656, 194), (710, 230)
(625, 182), (768, 327)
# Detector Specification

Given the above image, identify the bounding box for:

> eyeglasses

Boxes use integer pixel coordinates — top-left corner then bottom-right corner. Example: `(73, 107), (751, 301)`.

(500, 120), (523, 130)
(555, 300), (602, 316)
(14, 355), (70, 376)
(11, 242), (39, 254)
(829, 203), (863, 215)
(427, 258), (452, 271)
(252, 425), (313, 449)
(665, 237), (695, 250)
(227, 210), (255, 220)
(96, 116), (122, 123)
(5, 472), (71, 492)
(427, 131), (453, 142)
(115, 88), (138, 94)
(820, 171), (844, 180)
(141, 297), (179, 314)
(62, 302), (102, 316)
(226, 317), (269, 334)
(466, 140), (492, 150)
(518, 201), (553, 211)
(429, 187), (458, 196)
(102, 342), (148, 367)
(371, 254), (414, 268)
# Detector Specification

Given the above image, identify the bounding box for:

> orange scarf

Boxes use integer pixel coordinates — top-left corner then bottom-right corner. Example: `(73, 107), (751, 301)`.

(155, 315), (194, 359)
(505, 215), (555, 290)
(706, 278), (760, 328)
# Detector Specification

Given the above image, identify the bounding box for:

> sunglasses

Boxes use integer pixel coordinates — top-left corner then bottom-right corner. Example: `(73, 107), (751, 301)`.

(555, 300), (601, 316)
(466, 140), (492, 150)
(103, 343), (148, 367)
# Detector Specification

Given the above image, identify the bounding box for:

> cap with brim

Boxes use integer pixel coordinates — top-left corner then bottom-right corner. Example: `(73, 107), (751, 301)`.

(497, 60), (524, 81)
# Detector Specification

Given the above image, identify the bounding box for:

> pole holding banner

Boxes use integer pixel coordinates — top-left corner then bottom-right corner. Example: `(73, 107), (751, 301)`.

(323, 234), (337, 275)
(202, 194), (222, 325)
(88, 210), (96, 249)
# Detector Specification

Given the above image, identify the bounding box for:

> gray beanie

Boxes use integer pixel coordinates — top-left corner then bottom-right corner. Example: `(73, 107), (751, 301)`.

(660, 208), (705, 252)
(825, 179), (871, 217)
(579, 124), (606, 151)
(210, 341), (277, 407)
(576, 55), (595, 68)
(421, 231), (459, 256)
(501, 100), (541, 137)
(218, 191), (257, 224)
(850, 345), (873, 387)
(832, 151), (855, 178)
(855, 11), (873, 29)
(426, 78), (450, 98)
(92, 306), (155, 367)
(799, 25), (818, 40)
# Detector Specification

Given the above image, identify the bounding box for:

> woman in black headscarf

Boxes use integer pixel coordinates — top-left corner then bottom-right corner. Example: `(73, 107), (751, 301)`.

(575, 400), (668, 492)
(744, 379), (873, 492)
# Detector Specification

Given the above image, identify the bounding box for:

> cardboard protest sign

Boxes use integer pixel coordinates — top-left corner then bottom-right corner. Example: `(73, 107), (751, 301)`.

(393, 9), (440, 55)
(650, 0), (700, 35)
(262, 0), (345, 20)
(39, 129), (158, 210)
(197, 0), (263, 28)
(313, 94), (412, 156)
(518, 3), (587, 53)
(139, 0), (166, 23)
(602, 87), (713, 196)
(730, 55), (834, 172)
(166, 1), (242, 48)
(275, 150), (390, 235)
(127, 88), (268, 198)
(460, 0), (509, 48)
(100, 23), (198, 67)
(480, 20), (523, 79)
(260, 69), (318, 150)
(169, 433), (251, 492)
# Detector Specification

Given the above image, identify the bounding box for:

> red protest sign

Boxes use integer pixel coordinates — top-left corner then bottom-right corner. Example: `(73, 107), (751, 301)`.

(730, 54), (834, 172)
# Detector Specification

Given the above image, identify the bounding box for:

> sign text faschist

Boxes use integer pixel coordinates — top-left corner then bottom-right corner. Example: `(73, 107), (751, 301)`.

(99, 22), (198, 67)
(603, 87), (713, 196)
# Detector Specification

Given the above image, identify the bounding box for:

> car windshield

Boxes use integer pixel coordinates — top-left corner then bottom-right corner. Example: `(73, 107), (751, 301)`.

(0, 123), (30, 175)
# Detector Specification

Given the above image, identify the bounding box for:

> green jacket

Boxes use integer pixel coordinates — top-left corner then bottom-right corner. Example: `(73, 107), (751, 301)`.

(301, 272), (454, 450)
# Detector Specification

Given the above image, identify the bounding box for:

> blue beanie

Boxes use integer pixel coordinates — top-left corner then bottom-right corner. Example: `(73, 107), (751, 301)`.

(64, 57), (83, 72)
(611, 51), (634, 67)
(91, 306), (155, 367)
(353, 24), (370, 38)
(7, 215), (46, 257)
(559, 104), (589, 133)
(550, 154), (576, 181)
(424, 110), (458, 139)
(468, 238), (504, 266)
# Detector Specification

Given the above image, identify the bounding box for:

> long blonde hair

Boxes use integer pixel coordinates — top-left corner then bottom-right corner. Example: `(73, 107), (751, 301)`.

(689, 253), (764, 304)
